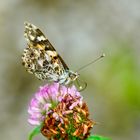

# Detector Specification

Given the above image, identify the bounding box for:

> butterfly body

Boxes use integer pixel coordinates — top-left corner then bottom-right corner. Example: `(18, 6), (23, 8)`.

(22, 22), (79, 85)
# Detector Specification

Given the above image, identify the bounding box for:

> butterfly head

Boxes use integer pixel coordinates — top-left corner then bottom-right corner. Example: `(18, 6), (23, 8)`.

(68, 71), (79, 81)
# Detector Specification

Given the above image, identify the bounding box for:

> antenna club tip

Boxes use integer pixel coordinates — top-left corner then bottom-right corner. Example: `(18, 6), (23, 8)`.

(101, 53), (105, 57)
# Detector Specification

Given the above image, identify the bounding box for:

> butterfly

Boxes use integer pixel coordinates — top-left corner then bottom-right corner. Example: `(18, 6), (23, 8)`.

(22, 22), (105, 90)
(22, 22), (82, 87)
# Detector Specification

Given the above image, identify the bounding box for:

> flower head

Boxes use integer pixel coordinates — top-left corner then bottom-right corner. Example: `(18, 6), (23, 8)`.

(28, 83), (94, 140)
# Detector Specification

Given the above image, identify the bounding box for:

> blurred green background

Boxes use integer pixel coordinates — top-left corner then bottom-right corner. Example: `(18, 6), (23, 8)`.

(0, 0), (140, 140)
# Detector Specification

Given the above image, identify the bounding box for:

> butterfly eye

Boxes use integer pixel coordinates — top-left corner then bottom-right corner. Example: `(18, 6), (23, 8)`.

(69, 73), (77, 81)
(69, 74), (74, 79)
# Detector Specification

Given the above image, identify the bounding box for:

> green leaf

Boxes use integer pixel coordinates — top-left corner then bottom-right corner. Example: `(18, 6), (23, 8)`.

(86, 135), (111, 140)
(28, 125), (42, 140)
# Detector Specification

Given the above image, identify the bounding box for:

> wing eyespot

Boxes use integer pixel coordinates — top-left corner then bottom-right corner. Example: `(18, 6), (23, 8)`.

(53, 56), (57, 60)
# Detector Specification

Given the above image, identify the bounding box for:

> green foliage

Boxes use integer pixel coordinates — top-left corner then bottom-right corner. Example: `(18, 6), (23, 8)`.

(28, 125), (42, 140)
(86, 135), (111, 140)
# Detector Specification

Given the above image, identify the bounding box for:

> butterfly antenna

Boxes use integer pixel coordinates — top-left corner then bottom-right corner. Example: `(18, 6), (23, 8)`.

(76, 53), (105, 72)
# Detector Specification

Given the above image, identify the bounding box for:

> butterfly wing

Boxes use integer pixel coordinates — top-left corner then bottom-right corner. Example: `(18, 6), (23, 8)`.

(22, 22), (69, 82)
